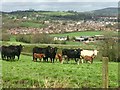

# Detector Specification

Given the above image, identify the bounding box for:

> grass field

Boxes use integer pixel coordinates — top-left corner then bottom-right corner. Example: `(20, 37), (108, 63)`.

(50, 31), (104, 37)
(1, 55), (118, 88)
(39, 11), (74, 16)
(20, 21), (47, 28)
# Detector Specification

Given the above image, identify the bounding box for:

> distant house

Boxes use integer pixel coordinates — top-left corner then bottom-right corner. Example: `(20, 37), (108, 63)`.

(74, 36), (94, 42)
(74, 37), (85, 42)
(54, 37), (67, 41)
(23, 16), (27, 19)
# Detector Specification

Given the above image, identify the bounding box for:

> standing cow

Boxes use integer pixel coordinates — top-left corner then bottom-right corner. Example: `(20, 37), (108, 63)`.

(1, 46), (15, 60)
(80, 49), (98, 64)
(33, 53), (45, 62)
(8, 44), (23, 60)
(32, 46), (58, 63)
(48, 47), (58, 63)
(62, 48), (82, 64)
(0, 44), (23, 60)
(32, 46), (52, 62)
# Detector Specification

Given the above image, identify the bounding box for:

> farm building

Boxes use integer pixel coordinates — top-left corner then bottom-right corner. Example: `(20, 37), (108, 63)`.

(53, 36), (67, 41)
(74, 36), (94, 42)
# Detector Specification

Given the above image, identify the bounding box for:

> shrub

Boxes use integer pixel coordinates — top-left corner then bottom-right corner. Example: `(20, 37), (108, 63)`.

(100, 31), (118, 62)
(1, 33), (11, 41)
(31, 33), (53, 44)
(16, 34), (31, 43)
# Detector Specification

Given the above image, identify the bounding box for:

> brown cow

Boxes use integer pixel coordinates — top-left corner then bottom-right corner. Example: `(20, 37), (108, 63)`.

(83, 55), (95, 64)
(55, 54), (62, 63)
(33, 53), (45, 62)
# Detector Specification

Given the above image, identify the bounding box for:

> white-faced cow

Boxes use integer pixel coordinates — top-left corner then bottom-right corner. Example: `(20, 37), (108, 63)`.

(80, 49), (98, 64)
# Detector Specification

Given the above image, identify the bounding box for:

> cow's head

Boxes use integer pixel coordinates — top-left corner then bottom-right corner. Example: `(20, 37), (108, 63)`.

(94, 50), (99, 56)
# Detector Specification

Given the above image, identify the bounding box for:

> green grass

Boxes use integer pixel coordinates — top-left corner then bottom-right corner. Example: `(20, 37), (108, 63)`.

(20, 21), (47, 28)
(40, 11), (74, 16)
(1, 55), (118, 88)
(50, 31), (104, 37)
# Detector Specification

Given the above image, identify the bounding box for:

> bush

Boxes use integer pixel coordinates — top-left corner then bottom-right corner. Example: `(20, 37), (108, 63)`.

(100, 31), (118, 62)
(16, 34), (31, 43)
(1, 33), (11, 41)
(31, 33), (53, 44)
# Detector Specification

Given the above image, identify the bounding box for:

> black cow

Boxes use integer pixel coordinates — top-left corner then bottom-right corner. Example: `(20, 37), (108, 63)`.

(1, 46), (15, 60)
(48, 47), (58, 63)
(62, 48), (82, 63)
(32, 46), (58, 63)
(8, 44), (23, 60)
(32, 46), (51, 61)
(1, 46), (12, 60)
(1, 44), (23, 60)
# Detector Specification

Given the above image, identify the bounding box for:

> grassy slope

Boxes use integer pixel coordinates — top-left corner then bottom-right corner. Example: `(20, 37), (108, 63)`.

(1, 55), (118, 88)
(20, 21), (46, 28)
(40, 11), (74, 16)
(50, 31), (104, 37)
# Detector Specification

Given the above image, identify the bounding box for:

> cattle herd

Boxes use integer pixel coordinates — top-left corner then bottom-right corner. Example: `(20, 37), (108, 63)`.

(0, 45), (98, 64)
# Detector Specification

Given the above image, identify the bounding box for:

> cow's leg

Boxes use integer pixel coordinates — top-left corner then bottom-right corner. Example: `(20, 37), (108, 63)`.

(74, 58), (76, 62)
(81, 59), (84, 63)
(13, 55), (15, 60)
(43, 57), (45, 62)
(47, 58), (48, 62)
(67, 58), (69, 63)
(34, 58), (37, 62)
(77, 59), (80, 65)
(10, 56), (12, 60)
(39, 58), (41, 62)
(7, 56), (9, 61)
(2, 53), (6, 60)
(50, 58), (52, 63)
(36, 58), (37, 62)
(53, 58), (55, 63)
(91, 59), (93, 64)
(17, 55), (20, 60)
(1, 54), (4, 60)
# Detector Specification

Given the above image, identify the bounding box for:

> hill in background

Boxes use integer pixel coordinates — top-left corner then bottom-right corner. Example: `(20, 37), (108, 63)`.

(89, 7), (118, 16)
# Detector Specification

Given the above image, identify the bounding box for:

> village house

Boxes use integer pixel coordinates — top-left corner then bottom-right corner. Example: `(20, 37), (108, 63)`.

(53, 36), (67, 41)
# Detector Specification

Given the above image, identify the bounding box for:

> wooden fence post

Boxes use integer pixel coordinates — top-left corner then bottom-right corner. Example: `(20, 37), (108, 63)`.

(102, 57), (109, 88)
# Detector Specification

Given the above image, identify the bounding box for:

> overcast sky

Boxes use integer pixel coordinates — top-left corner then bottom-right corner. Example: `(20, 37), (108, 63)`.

(1, 0), (119, 2)
(1, 0), (119, 12)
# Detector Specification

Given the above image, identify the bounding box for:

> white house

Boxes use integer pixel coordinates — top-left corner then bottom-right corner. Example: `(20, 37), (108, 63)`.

(54, 37), (67, 41)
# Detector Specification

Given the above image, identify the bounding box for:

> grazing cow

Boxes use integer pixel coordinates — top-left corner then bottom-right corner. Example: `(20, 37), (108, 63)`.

(62, 48), (82, 64)
(55, 54), (62, 63)
(33, 53), (45, 62)
(80, 49), (98, 63)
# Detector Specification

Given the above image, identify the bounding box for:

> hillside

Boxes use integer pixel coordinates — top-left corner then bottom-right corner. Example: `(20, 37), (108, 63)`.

(90, 7), (118, 16)
(2, 7), (118, 34)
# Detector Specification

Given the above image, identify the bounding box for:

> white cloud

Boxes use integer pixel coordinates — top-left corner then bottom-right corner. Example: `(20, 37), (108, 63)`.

(2, 0), (119, 2)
